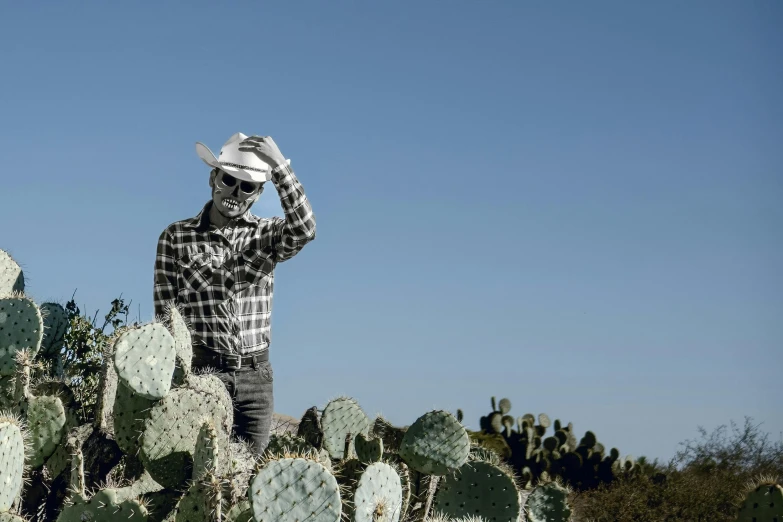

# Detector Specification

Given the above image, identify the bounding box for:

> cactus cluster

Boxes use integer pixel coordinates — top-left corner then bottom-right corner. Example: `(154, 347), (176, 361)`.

(3, 246), (765, 521)
(474, 395), (639, 490)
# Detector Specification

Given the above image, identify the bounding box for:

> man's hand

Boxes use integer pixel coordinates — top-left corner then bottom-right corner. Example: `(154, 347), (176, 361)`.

(239, 136), (287, 170)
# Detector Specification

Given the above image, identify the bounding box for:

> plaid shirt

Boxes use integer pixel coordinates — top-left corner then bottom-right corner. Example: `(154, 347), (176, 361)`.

(153, 163), (315, 356)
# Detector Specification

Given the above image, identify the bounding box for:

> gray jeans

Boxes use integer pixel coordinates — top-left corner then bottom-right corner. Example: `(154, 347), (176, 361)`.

(192, 348), (275, 456)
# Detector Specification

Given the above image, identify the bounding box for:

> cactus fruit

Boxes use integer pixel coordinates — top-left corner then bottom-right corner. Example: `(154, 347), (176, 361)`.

(735, 479), (783, 522)
(399, 410), (470, 476)
(38, 302), (68, 358)
(113, 323), (177, 401)
(0, 251), (24, 295)
(351, 461), (404, 522)
(0, 413), (28, 513)
(320, 396), (370, 460)
(249, 456), (343, 522)
(432, 459), (522, 522)
(355, 432), (384, 464)
(524, 481), (572, 522)
(0, 295), (43, 376)
(139, 387), (231, 489)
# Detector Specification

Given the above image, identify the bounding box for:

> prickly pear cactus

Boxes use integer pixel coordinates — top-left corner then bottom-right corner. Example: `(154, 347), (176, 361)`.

(524, 481), (572, 522)
(26, 394), (69, 468)
(193, 419), (220, 480)
(432, 459), (522, 522)
(57, 488), (149, 522)
(39, 302), (68, 358)
(112, 380), (158, 455)
(736, 480), (783, 522)
(320, 396), (370, 460)
(171, 472), (224, 522)
(249, 456), (342, 522)
(399, 410), (470, 476)
(113, 323), (177, 400)
(166, 304), (192, 385)
(0, 413), (27, 513)
(0, 295), (43, 376)
(139, 387), (231, 489)
(225, 500), (253, 522)
(0, 250), (24, 295)
(351, 461), (404, 522)
(355, 432), (383, 464)
(265, 431), (314, 457)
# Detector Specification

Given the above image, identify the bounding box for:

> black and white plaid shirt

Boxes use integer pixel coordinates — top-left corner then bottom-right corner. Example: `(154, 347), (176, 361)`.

(153, 163), (315, 356)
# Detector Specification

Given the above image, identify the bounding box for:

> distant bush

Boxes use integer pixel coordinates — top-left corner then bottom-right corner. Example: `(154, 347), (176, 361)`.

(569, 416), (783, 521)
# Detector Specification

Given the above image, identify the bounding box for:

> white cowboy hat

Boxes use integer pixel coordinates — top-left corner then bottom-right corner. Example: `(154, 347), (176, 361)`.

(195, 132), (290, 183)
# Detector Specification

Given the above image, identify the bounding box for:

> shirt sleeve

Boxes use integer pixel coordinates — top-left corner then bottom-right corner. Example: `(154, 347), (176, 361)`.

(268, 162), (316, 263)
(153, 227), (178, 319)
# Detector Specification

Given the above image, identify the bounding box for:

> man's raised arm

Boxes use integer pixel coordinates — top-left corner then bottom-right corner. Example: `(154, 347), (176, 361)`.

(268, 161), (316, 263)
(153, 228), (178, 319)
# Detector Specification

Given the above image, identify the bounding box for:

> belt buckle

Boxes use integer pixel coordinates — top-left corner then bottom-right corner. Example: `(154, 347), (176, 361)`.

(223, 352), (240, 370)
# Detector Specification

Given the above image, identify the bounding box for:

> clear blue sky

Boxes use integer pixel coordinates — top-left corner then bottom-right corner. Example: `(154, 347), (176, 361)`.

(1, 1), (780, 464)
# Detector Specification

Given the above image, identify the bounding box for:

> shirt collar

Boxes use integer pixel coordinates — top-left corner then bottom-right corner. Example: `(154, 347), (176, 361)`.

(182, 201), (258, 231)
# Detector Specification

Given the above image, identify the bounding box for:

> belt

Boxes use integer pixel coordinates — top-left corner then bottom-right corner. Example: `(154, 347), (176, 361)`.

(191, 344), (269, 371)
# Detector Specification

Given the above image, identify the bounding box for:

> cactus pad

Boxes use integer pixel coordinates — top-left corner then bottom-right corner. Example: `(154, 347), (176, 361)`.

(399, 410), (470, 476)
(0, 295), (43, 376)
(56, 489), (148, 522)
(27, 395), (68, 468)
(355, 432), (383, 463)
(736, 481), (783, 522)
(225, 500), (253, 522)
(167, 304), (192, 384)
(249, 457), (342, 522)
(112, 381), (158, 456)
(0, 250), (24, 294)
(172, 473), (223, 522)
(352, 461), (403, 522)
(320, 396), (370, 460)
(432, 460), (522, 522)
(193, 420), (220, 480)
(0, 415), (26, 512)
(113, 323), (176, 400)
(264, 431), (316, 458)
(39, 302), (68, 357)
(140, 387), (231, 489)
(525, 482), (572, 522)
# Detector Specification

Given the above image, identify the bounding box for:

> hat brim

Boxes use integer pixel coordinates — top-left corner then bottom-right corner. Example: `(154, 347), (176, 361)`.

(195, 142), (272, 183)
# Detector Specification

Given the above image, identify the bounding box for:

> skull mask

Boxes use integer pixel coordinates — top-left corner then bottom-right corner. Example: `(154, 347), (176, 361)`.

(209, 168), (264, 219)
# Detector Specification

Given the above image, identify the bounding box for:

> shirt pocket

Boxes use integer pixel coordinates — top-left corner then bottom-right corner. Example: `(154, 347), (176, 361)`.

(177, 252), (213, 294)
(237, 248), (275, 293)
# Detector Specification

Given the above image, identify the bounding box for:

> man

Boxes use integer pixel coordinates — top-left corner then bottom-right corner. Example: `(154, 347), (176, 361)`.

(153, 132), (316, 456)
